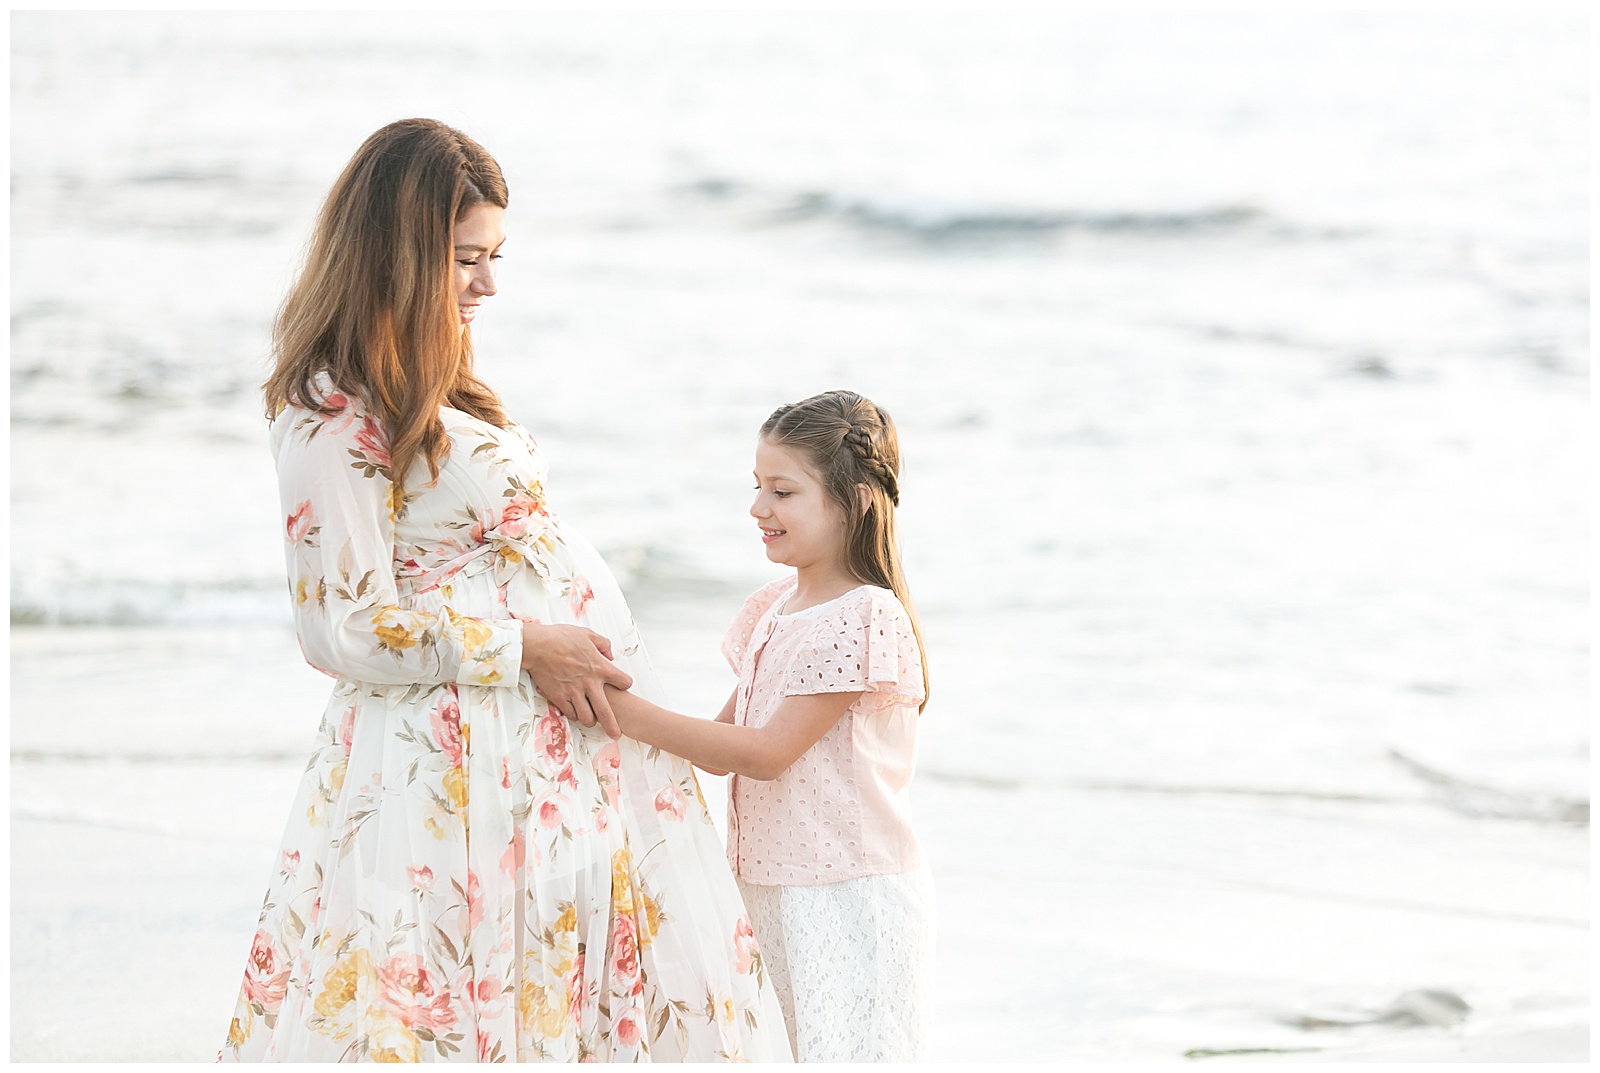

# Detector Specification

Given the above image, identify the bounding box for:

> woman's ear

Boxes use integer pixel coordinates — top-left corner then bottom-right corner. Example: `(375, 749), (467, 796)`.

(857, 483), (872, 514)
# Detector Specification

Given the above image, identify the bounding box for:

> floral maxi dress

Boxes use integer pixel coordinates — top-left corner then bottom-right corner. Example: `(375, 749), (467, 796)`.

(221, 389), (791, 1062)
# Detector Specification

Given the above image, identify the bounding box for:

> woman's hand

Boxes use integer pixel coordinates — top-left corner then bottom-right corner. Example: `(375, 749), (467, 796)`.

(521, 623), (633, 739)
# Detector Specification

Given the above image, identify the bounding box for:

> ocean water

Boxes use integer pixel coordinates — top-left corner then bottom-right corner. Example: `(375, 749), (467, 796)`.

(9, 11), (1588, 1061)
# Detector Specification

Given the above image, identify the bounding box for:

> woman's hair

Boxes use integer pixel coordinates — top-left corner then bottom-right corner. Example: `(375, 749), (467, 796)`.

(263, 118), (510, 488)
(761, 390), (929, 712)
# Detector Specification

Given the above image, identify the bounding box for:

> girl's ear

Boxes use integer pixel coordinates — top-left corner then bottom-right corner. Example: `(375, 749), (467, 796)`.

(857, 483), (872, 515)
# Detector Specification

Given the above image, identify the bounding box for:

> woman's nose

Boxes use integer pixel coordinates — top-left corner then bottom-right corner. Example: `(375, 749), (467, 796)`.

(472, 265), (496, 297)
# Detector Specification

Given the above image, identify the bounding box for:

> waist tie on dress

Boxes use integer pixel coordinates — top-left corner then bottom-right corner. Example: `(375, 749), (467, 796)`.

(394, 516), (562, 599)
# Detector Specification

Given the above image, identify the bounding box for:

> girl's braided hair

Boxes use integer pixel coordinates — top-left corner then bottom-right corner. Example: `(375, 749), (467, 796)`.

(761, 390), (928, 711)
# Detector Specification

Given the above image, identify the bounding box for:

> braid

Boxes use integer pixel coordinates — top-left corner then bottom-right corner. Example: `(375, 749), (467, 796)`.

(842, 419), (899, 506)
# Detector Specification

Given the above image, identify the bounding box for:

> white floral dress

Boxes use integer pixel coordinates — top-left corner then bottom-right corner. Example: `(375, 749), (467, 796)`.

(220, 386), (791, 1063)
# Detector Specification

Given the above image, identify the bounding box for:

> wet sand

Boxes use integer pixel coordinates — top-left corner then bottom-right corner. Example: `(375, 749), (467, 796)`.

(9, 626), (1587, 1063)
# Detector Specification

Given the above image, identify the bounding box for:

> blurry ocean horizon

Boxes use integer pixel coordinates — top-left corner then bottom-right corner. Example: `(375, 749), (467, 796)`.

(9, 10), (1588, 1062)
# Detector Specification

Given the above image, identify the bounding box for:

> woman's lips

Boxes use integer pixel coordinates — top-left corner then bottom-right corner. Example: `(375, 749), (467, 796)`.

(759, 527), (784, 545)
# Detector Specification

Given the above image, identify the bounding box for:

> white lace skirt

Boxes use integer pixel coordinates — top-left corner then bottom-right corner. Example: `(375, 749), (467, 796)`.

(737, 864), (935, 1062)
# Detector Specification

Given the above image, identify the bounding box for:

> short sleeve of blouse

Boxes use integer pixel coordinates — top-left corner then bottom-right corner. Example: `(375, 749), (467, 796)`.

(720, 577), (796, 673)
(783, 587), (925, 708)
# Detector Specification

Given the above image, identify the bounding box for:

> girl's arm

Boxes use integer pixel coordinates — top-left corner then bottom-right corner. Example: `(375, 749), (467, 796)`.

(692, 690), (740, 776)
(606, 685), (863, 781)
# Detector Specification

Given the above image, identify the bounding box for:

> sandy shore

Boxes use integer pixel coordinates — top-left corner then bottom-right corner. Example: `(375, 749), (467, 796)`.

(10, 626), (1589, 1063)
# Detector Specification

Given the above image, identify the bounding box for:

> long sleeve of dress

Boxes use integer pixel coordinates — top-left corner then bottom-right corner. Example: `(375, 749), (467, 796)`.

(272, 403), (523, 687)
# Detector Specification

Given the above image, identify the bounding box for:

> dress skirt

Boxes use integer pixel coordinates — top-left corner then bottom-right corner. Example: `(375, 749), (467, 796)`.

(736, 863), (934, 1062)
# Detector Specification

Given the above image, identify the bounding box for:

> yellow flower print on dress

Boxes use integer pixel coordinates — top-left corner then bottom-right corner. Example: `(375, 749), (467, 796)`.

(306, 760), (347, 827)
(519, 904), (580, 1041)
(611, 848), (635, 915)
(312, 948), (375, 1035)
(370, 606), (427, 651)
(364, 1010), (422, 1063)
(442, 764), (469, 813)
(445, 607), (494, 653)
(445, 608), (506, 685)
(638, 886), (662, 949)
(519, 979), (571, 1040)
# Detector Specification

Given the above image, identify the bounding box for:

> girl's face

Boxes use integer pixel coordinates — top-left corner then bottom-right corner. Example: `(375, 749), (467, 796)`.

(751, 438), (848, 573)
(452, 203), (505, 330)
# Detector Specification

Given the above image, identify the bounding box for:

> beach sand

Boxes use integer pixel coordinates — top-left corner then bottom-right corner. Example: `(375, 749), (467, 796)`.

(9, 625), (1587, 1063)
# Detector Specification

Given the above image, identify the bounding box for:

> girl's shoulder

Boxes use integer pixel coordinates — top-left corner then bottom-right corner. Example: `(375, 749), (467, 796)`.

(740, 575), (799, 621)
(782, 583), (906, 626)
(722, 575), (798, 669)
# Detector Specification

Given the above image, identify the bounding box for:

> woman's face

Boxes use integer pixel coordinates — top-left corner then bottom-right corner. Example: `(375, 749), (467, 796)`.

(452, 203), (506, 330)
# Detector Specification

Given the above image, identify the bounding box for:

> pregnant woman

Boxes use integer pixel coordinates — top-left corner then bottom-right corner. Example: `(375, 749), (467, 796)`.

(220, 119), (789, 1062)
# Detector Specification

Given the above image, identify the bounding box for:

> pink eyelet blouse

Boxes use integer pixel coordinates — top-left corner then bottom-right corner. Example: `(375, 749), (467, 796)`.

(720, 576), (926, 886)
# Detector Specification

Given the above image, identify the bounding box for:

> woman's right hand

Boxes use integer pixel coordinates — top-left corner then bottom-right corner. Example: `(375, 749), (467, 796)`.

(520, 623), (633, 739)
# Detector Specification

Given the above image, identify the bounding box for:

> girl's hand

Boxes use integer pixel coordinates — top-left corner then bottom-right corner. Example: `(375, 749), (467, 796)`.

(521, 623), (632, 739)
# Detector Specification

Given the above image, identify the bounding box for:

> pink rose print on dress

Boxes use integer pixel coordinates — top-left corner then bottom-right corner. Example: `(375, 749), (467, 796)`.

(459, 972), (508, 1022)
(407, 865), (434, 892)
(353, 415), (391, 469)
(610, 911), (643, 995)
(567, 950), (587, 1025)
(280, 850), (300, 875)
(285, 501), (316, 544)
(593, 741), (622, 809)
(733, 916), (758, 975)
(377, 951), (457, 1034)
(568, 577), (594, 618)
(615, 1007), (645, 1048)
(242, 930), (290, 1009)
(535, 710), (570, 770)
(465, 870), (484, 930)
(654, 785), (686, 822)
(431, 690), (464, 767)
(337, 703), (357, 759)
(535, 786), (573, 830)
(498, 493), (543, 539)
(500, 756), (512, 789)
(311, 391), (356, 435)
(499, 828), (525, 880)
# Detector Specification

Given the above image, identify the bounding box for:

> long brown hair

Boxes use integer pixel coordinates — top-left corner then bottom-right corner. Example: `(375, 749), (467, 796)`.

(761, 390), (930, 711)
(263, 118), (509, 487)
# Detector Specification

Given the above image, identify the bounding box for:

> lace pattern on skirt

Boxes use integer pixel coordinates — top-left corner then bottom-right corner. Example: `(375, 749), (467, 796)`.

(737, 864), (934, 1062)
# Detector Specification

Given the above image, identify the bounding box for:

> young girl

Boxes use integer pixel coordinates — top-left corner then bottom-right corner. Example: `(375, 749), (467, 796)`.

(605, 390), (933, 1062)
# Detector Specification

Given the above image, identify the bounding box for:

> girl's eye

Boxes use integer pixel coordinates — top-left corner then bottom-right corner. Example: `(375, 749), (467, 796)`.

(457, 259), (479, 267)
(773, 490), (791, 498)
